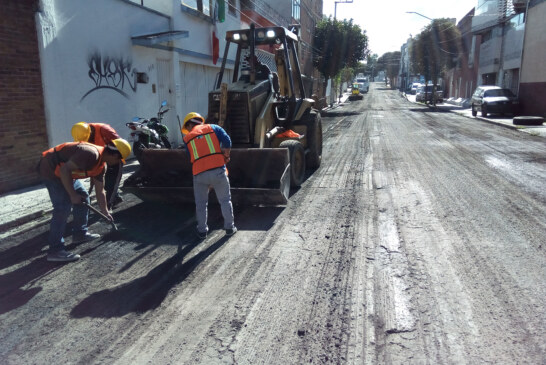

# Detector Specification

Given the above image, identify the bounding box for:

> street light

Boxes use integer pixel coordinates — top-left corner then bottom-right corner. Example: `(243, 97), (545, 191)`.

(405, 11), (433, 20)
(335, 0), (353, 20)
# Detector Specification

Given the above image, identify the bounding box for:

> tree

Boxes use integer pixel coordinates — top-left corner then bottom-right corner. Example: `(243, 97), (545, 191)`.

(377, 51), (401, 88)
(410, 18), (462, 105)
(364, 54), (378, 80)
(313, 17), (369, 91)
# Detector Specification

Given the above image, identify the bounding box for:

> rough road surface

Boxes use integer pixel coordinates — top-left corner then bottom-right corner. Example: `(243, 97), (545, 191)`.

(1, 84), (545, 364)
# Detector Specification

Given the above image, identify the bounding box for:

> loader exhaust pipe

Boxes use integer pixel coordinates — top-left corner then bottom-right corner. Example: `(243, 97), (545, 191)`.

(250, 23), (256, 85)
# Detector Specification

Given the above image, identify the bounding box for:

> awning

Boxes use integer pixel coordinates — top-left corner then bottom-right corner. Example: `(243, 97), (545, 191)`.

(131, 30), (189, 46)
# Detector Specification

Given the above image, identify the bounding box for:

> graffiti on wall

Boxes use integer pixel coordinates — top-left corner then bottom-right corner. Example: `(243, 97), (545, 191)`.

(80, 52), (137, 101)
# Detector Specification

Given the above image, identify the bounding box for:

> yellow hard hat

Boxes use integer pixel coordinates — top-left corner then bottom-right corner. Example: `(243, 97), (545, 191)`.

(71, 122), (91, 142)
(181, 112), (205, 135)
(111, 138), (132, 162)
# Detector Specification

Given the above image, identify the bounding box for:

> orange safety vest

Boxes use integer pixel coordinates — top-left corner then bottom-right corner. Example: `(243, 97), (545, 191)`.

(183, 124), (225, 175)
(42, 142), (106, 179)
(89, 123), (119, 146)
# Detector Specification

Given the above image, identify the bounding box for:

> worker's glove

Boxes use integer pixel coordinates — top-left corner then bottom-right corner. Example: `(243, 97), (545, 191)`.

(223, 152), (230, 163)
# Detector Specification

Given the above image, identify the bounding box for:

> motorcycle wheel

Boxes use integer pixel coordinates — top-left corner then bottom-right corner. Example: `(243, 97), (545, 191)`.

(133, 141), (146, 160)
(161, 136), (171, 149)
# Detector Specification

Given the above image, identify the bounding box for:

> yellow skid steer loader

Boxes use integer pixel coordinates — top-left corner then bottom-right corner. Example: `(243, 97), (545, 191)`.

(123, 25), (322, 205)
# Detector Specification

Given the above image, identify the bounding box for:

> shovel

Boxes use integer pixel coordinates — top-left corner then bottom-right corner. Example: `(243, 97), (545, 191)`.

(83, 202), (118, 231)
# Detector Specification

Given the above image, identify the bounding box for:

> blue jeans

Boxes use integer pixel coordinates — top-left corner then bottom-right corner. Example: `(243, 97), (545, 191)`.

(43, 179), (90, 253)
(193, 167), (234, 233)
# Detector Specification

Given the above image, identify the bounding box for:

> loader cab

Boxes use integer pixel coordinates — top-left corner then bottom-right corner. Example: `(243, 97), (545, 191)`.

(208, 25), (310, 148)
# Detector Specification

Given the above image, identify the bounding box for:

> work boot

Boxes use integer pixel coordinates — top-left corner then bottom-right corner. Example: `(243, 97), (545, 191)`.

(195, 227), (207, 240)
(225, 227), (238, 236)
(72, 232), (101, 244)
(47, 250), (81, 262)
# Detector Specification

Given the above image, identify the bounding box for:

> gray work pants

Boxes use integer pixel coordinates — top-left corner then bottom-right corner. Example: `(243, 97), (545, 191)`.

(193, 167), (234, 233)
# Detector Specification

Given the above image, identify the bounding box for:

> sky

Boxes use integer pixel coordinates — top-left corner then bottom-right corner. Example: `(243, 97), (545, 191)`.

(322, 0), (479, 57)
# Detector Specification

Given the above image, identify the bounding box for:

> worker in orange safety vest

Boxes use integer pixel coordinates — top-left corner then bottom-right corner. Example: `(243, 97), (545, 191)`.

(181, 112), (236, 239)
(38, 139), (131, 262)
(71, 122), (124, 209)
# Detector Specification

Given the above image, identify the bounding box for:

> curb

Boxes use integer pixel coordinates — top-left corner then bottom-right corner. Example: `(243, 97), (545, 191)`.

(0, 209), (51, 233)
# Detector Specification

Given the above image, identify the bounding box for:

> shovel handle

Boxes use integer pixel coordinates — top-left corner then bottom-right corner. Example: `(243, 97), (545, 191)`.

(84, 202), (118, 231)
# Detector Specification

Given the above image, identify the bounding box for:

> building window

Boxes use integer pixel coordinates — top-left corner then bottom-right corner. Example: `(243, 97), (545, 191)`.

(481, 30), (492, 42)
(292, 0), (300, 21)
(228, 0), (236, 15)
(182, 0), (213, 17)
(469, 36), (476, 66)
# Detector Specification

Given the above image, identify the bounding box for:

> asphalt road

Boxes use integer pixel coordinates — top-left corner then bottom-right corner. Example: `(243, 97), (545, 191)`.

(1, 83), (545, 364)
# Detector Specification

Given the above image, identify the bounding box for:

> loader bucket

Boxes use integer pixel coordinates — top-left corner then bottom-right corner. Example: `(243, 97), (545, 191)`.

(122, 148), (290, 206)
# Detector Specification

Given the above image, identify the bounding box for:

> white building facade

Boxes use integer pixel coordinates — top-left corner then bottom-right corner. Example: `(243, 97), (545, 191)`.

(36, 0), (240, 148)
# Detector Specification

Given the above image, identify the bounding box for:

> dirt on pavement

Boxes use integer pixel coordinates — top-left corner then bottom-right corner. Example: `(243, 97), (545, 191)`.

(1, 84), (545, 364)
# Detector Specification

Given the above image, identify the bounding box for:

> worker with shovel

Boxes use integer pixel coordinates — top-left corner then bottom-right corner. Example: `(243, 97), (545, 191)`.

(38, 139), (131, 262)
(71, 122), (124, 210)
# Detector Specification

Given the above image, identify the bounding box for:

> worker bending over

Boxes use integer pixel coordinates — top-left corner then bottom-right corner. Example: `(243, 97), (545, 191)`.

(181, 112), (236, 239)
(38, 139), (131, 262)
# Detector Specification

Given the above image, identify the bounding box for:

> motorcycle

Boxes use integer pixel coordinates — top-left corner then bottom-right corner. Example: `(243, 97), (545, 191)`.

(126, 100), (171, 160)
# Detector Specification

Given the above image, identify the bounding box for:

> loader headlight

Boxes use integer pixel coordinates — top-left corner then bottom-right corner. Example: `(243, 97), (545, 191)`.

(212, 93), (220, 101)
(233, 33), (240, 41)
(266, 30), (275, 38)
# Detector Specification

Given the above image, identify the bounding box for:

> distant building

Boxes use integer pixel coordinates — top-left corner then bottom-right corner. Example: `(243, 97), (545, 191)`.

(445, 8), (481, 101)
(471, 0), (526, 93)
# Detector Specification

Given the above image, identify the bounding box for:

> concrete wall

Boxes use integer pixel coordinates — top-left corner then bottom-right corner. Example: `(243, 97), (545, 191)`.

(519, 0), (546, 116)
(0, 0), (50, 194)
(478, 29), (502, 77)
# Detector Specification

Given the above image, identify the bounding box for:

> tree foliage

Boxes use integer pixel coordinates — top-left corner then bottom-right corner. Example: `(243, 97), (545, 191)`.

(313, 17), (369, 83)
(410, 18), (462, 103)
(377, 51), (401, 88)
(364, 54), (378, 79)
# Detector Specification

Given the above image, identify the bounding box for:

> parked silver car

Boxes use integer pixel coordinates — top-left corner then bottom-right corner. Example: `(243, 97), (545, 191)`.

(471, 85), (520, 117)
(416, 85), (443, 103)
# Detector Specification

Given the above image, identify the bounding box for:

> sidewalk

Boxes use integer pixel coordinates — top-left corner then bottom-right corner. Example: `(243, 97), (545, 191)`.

(403, 92), (546, 138)
(0, 160), (140, 238)
(321, 92), (351, 113)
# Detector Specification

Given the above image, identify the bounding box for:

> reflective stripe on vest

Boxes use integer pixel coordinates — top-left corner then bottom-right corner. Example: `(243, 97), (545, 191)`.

(183, 124), (225, 175)
(42, 142), (105, 179)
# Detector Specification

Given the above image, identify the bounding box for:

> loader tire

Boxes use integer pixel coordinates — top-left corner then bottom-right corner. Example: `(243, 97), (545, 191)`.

(280, 139), (306, 188)
(306, 111), (322, 170)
